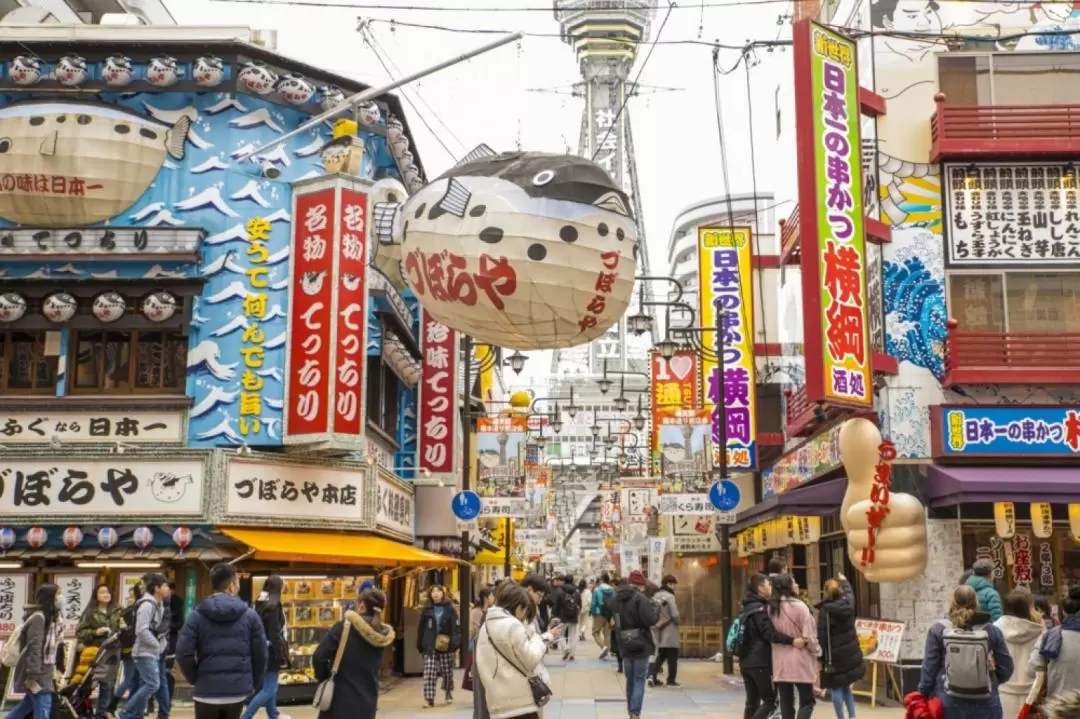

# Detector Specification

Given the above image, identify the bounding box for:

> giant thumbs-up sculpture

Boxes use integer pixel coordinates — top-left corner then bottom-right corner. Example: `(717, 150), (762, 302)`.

(839, 418), (928, 583)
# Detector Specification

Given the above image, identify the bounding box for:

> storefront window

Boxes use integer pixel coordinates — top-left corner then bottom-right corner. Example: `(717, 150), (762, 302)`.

(961, 524), (1063, 603)
(72, 330), (186, 393)
(365, 360), (400, 440)
(1, 331), (57, 393)
(939, 52), (1080, 105)
(948, 272), (1080, 333)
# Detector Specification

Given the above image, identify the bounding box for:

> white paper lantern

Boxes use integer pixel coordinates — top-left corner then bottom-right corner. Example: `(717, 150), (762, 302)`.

(358, 102), (381, 127)
(92, 291), (126, 323)
(396, 151), (638, 350)
(142, 291), (178, 322)
(42, 292), (77, 323)
(0, 292), (26, 323)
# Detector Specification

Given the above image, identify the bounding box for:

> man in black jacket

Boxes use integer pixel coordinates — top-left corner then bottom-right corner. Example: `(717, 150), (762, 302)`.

(551, 574), (582, 661)
(739, 574), (805, 719)
(609, 571), (659, 719)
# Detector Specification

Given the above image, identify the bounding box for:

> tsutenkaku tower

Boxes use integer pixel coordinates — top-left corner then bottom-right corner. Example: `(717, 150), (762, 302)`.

(550, 0), (657, 380)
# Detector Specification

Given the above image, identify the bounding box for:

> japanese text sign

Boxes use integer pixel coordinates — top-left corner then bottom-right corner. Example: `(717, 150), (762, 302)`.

(418, 309), (458, 476)
(475, 415), (528, 517)
(650, 351), (699, 472)
(239, 215), (273, 439)
(0, 459), (205, 520)
(376, 472), (415, 539)
(666, 515), (721, 553)
(0, 227), (201, 257)
(0, 411), (183, 444)
(933, 405), (1080, 458)
(795, 21), (872, 408)
(284, 178), (371, 449)
(225, 457), (364, 525)
(944, 163), (1080, 266)
(854, 618), (904, 663)
(0, 575), (28, 635)
(763, 422), (844, 498)
(696, 227), (757, 470)
(54, 574), (93, 637)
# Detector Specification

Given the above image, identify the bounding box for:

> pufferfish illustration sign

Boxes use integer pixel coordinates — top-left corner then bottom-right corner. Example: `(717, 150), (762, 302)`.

(386, 148), (639, 350)
(0, 100), (191, 226)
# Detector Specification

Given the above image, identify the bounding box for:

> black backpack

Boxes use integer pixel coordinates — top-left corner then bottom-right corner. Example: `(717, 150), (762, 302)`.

(564, 591), (581, 618)
(119, 602), (138, 650)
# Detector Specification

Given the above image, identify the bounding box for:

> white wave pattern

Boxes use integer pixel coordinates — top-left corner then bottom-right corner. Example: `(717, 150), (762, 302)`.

(209, 315), (249, 337)
(190, 386), (238, 419)
(204, 281), (251, 304)
(186, 339), (238, 381)
(269, 277), (289, 291)
(91, 270), (118, 279)
(264, 246), (289, 266)
(54, 263), (83, 275)
(145, 209), (185, 227)
(295, 169), (321, 181)
(258, 145), (291, 168)
(187, 129), (214, 150)
(174, 187), (239, 218)
(144, 265), (186, 279)
(191, 156), (230, 174)
(143, 102), (198, 125)
(231, 180), (270, 208)
(195, 416), (243, 445)
(265, 208), (291, 224)
(163, 159), (178, 169)
(231, 143), (257, 159)
(256, 366), (284, 383)
(204, 224), (248, 247)
(264, 304), (287, 320)
(201, 251), (245, 277)
(205, 97), (249, 115)
(130, 202), (164, 221)
(264, 332), (287, 349)
(229, 108), (284, 133)
(265, 397), (284, 410)
(264, 417), (280, 440)
(294, 135), (326, 158)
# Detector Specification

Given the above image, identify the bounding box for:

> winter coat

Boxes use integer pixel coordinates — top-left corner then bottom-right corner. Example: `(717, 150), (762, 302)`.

(132, 596), (166, 659)
(176, 592), (268, 699)
(550, 586), (580, 625)
(815, 581), (864, 689)
(256, 598), (290, 670)
(417, 599), (460, 655)
(475, 607), (547, 719)
(738, 592), (794, 671)
(11, 611), (62, 695)
(966, 576), (1004, 623)
(994, 615), (1045, 719)
(608, 584), (660, 660)
(313, 611), (394, 719)
(76, 607), (123, 683)
(590, 583), (614, 616)
(918, 610), (1012, 709)
(770, 597), (820, 685)
(653, 587), (680, 649)
(580, 589), (592, 620)
(1028, 619), (1080, 700)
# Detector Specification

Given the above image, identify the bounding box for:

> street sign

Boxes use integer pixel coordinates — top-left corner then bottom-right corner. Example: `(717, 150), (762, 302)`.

(714, 511), (738, 525)
(451, 490), (482, 521)
(709, 479), (741, 513)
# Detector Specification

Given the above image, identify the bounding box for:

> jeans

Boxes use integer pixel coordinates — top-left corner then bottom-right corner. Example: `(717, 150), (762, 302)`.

(4, 691), (52, 719)
(652, 647), (679, 684)
(777, 682), (815, 719)
(830, 685), (856, 718)
(562, 624), (578, 657)
(241, 669), (281, 719)
(943, 701), (1003, 719)
(119, 656), (160, 719)
(114, 656), (137, 705)
(96, 678), (115, 719)
(622, 657), (649, 717)
(741, 667), (777, 719)
(153, 655), (172, 717)
(194, 703), (244, 719)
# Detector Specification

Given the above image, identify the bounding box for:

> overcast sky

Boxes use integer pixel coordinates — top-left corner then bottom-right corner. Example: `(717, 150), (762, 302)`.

(172, 0), (789, 386)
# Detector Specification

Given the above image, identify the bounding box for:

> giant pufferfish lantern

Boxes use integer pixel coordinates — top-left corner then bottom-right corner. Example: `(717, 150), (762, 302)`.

(388, 146), (639, 350)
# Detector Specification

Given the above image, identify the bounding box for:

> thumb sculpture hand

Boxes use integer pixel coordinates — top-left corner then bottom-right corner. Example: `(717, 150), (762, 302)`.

(838, 418), (880, 533)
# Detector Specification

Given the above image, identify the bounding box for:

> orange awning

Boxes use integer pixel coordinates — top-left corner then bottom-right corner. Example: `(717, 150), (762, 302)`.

(222, 528), (461, 568)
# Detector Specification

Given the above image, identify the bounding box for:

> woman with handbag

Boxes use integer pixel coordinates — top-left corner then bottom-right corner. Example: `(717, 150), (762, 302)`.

(417, 585), (461, 708)
(312, 588), (394, 719)
(241, 576), (289, 719)
(816, 575), (864, 719)
(475, 583), (551, 719)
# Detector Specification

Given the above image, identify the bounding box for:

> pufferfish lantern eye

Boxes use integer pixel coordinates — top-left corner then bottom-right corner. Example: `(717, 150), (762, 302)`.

(532, 169), (555, 187)
(0, 138), (11, 154)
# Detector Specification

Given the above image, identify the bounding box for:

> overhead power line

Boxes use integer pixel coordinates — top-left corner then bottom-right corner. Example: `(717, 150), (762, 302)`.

(211, 0), (1077, 9)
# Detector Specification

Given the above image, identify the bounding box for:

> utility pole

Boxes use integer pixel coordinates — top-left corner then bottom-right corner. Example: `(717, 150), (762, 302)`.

(716, 308), (734, 676)
(459, 334), (473, 662)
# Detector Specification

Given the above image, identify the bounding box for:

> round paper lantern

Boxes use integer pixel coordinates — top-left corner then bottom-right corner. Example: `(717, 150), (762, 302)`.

(396, 151), (638, 350)
(92, 291), (126, 323)
(25, 527), (47, 549)
(42, 292), (77, 323)
(0, 528), (15, 554)
(0, 292), (26, 323)
(172, 526), (192, 553)
(132, 526), (154, 551)
(142, 292), (178, 322)
(97, 527), (118, 550)
(62, 526), (84, 549)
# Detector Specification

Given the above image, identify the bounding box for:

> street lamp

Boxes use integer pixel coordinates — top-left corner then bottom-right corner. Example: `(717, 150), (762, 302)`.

(551, 418), (564, 434)
(603, 434), (616, 447)
(633, 397), (647, 431)
(507, 350), (528, 375)
(613, 394), (630, 412)
(590, 423), (601, 438)
(597, 376), (613, 394)
(654, 335), (678, 360)
(628, 311), (652, 336)
(566, 386), (579, 419)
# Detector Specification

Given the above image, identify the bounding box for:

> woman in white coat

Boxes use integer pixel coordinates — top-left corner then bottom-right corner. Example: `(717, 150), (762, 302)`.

(994, 588), (1046, 719)
(476, 584), (550, 719)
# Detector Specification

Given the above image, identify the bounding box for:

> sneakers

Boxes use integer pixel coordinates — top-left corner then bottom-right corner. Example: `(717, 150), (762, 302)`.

(599, 647), (610, 660)
(666, 681), (682, 688)
(647, 677), (660, 688)
(445, 691), (453, 704)
(563, 650), (571, 661)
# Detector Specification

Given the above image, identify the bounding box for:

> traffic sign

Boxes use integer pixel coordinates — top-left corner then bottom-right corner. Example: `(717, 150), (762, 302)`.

(451, 490), (482, 521)
(709, 479), (741, 513)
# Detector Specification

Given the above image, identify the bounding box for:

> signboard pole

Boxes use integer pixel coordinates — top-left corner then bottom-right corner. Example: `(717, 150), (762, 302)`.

(716, 307), (734, 676)
(459, 333), (473, 664)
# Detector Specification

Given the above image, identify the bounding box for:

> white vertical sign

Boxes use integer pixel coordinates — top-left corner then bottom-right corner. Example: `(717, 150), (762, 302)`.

(647, 536), (667, 586)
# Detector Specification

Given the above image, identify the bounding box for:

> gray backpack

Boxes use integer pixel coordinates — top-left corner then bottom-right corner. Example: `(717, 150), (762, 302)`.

(942, 623), (993, 699)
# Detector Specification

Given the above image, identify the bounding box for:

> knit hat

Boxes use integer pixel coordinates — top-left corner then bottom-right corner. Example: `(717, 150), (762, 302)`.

(972, 559), (995, 578)
(628, 570), (647, 587)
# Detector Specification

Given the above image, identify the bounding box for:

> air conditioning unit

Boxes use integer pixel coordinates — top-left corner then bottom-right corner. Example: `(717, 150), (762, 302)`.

(250, 28), (278, 50)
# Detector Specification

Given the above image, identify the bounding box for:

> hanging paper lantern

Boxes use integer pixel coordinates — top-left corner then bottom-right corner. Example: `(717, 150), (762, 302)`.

(0, 292), (27, 323)
(25, 527), (48, 549)
(369, 178), (410, 290)
(42, 292), (77, 323)
(1031, 503), (1054, 539)
(132, 526), (154, 551)
(395, 150), (638, 350)
(62, 526), (84, 549)
(0, 528), (15, 555)
(994, 502), (1016, 539)
(172, 526), (192, 554)
(92, 292), (126, 323)
(142, 292), (178, 322)
(97, 527), (118, 550)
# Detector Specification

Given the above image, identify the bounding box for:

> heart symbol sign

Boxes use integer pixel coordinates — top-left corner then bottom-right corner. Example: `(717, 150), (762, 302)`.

(668, 355), (692, 381)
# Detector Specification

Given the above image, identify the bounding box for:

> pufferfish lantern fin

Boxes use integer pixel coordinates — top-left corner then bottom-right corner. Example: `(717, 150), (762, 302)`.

(452, 143), (497, 169)
(370, 177), (410, 292)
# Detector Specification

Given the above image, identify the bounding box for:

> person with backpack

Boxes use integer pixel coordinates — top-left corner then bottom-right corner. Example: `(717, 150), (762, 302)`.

(918, 584), (1012, 719)
(590, 573), (615, 659)
(733, 574), (805, 719)
(551, 574), (582, 661)
(3, 583), (64, 719)
(815, 575), (864, 719)
(650, 575), (680, 688)
(118, 574), (171, 719)
(76, 583), (123, 719)
(1028, 584), (1080, 710)
(966, 560), (1005, 623)
(609, 571), (660, 719)
(109, 583), (142, 714)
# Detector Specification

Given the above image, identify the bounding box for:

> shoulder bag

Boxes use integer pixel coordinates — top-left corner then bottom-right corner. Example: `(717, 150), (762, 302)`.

(484, 623), (551, 707)
(614, 609), (648, 655)
(312, 621), (353, 712)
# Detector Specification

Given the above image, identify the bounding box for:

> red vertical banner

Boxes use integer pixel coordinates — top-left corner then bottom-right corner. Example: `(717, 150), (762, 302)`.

(650, 350), (699, 473)
(418, 309), (457, 475)
(334, 188), (369, 438)
(285, 186), (336, 440)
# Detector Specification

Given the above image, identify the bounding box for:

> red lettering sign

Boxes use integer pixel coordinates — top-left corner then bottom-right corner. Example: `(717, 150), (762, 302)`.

(418, 309), (457, 475)
(861, 439), (895, 568)
(334, 188), (369, 437)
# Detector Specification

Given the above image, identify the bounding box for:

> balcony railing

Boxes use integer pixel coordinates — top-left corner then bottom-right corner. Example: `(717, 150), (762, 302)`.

(944, 319), (1080, 385)
(779, 204), (801, 265)
(784, 385), (815, 438)
(930, 93), (1080, 161)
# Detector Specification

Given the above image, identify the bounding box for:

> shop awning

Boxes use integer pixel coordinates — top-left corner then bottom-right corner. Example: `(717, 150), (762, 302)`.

(222, 529), (462, 568)
(731, 477), (846, 533)
(927, 465), (1080, 506)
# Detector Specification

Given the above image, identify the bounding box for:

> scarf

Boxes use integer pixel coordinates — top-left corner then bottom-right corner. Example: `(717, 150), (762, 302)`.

(1039, 617), (1080, 660)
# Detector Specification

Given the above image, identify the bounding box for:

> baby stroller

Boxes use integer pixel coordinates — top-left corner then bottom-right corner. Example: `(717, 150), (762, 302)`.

(53, 634), (120, 719)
